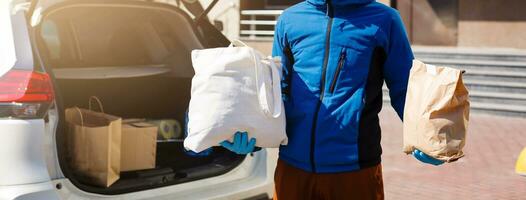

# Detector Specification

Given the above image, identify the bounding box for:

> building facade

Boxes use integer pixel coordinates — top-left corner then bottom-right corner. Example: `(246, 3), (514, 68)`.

(397, 0), (526, 49)
(235, 0), (526, 49)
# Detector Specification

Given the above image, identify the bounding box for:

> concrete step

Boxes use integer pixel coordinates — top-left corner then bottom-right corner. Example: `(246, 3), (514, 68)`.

(465, 69), (526, 78)
(454, 64), (526, 73)
(382, 89), (526, 104)
(464, 79), (526, 94)
(413, 46), (526, 63)
(469, 96), (526, 106)
(470, 102), (526, 118)
(469, 91), (526, 106)
(462, 70), (526, 84)
(416, 58), (526, 72)
(383, 80), (526, 96)
(469, 90), (526, 99)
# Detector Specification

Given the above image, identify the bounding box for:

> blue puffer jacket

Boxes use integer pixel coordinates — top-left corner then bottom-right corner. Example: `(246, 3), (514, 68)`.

(272, 0), (414, 173)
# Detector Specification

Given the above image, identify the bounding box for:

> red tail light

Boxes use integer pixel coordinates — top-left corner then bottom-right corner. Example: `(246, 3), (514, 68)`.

(0, 70), (54, 119)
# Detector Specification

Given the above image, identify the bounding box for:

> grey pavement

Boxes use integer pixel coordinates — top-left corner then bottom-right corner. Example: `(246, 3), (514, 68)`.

(380, 107), (526, 200)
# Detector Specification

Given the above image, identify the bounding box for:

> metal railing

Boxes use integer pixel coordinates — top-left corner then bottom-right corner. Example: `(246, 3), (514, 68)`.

(239, 10), (282, 40)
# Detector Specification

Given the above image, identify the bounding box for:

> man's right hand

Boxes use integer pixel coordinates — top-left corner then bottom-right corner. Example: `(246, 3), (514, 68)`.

(412, 150), (445, 166)
(220, 131), (257, 155)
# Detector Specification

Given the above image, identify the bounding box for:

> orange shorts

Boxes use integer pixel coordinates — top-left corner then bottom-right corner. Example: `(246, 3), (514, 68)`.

(273, 159), (384, 200)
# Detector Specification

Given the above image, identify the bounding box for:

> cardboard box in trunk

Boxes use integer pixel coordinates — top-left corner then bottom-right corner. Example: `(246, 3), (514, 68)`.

(121, 120), (158, 171)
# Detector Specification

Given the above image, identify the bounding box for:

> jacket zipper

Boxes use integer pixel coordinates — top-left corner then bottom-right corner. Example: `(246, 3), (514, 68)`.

(329, 50), (346, 93)
(309, 0), (333, 173)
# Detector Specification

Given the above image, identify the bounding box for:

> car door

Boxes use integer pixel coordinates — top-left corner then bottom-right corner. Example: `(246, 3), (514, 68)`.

(0, 0), (56, 188)
(180, 0), (231, 48)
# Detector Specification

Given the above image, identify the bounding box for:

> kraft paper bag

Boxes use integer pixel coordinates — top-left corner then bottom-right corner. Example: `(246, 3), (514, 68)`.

(65, 97), (122, 187)
(403, 60), (470, 162)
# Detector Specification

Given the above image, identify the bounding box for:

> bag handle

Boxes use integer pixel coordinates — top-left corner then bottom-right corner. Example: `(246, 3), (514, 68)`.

(73, 107), (85, 127)
(88, 96), (105, 113)
(252, 53), (282, 118)
(228, 39), (249, 48)
(266, 57), (283, 118)
(240, 43), (281, 118)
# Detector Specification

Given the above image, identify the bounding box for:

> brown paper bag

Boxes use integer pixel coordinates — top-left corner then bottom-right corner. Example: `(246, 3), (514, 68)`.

(65, 97), (122, 187)
(403, 60), (470, 162)
(121, 120), (157, 172)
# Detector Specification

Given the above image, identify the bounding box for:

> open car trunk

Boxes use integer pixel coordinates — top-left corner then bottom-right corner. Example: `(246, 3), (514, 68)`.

(35, 1), (244, 194)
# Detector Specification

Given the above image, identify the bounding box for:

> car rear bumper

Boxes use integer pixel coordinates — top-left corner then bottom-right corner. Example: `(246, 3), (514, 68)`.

(53, 149), (278, 200)
(0, 181), (60, 200)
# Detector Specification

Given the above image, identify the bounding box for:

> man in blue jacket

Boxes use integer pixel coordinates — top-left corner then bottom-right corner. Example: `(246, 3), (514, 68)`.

(220, 0), (444, 199)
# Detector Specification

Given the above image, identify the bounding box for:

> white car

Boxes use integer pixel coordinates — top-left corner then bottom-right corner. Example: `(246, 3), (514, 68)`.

(0, 0), (277, 199)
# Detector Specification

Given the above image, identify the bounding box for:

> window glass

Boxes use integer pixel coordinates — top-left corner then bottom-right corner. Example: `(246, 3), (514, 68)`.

(40, 8), (186, 68)
(41, 20), (61, 60)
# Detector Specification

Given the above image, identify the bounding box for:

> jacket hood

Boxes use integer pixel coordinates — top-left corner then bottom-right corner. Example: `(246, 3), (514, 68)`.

(306, 0), (375, 6)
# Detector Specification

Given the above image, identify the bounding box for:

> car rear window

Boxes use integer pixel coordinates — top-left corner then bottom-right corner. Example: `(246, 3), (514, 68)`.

(40, 7), (189, 68)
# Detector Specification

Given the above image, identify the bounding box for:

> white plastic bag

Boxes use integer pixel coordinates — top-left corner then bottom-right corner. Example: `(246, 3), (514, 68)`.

(184, 40), (288, 153)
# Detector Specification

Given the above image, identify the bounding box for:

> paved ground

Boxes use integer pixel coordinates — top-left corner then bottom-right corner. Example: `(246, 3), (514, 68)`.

(379, 107), (526, 200)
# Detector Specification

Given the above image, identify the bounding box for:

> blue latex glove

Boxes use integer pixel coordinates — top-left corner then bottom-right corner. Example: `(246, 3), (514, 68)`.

(220, 131), (256, 155)
(413, 150), (445, 166)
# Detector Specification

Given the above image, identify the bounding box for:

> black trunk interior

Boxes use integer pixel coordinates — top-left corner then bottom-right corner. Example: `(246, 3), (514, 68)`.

(55, 73), (244, 194)
(57, 76), (190, 123)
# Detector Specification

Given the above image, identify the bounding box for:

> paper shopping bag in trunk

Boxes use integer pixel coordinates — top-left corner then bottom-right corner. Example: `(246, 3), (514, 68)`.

(403, 60), (470, 162)
(65, 97), (122, 187)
